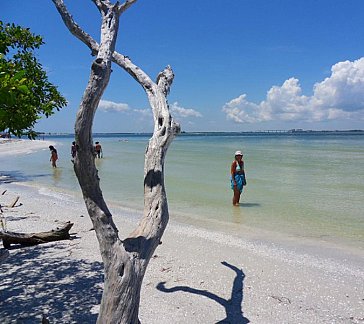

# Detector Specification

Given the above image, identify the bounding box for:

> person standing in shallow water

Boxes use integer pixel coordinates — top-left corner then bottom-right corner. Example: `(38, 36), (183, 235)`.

(94, 141), (103, 158)
(71, 141), (77, 160)
(230, 150), (246, 206)
(49, 145), (58, 168)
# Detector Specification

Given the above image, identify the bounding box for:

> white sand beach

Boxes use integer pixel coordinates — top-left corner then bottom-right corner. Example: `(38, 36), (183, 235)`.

(0, 138), (56, 156)
(0, 140), (363, 323)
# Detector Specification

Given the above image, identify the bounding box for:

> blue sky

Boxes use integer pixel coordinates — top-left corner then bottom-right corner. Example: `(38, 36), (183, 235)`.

(3, 0), (364, 132)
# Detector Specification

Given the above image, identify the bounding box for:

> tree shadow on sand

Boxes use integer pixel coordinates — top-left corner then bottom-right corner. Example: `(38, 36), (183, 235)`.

(0, 170), (51, 184)
(0, 243), (103, 323)
(0, 171), (28, 184)
(157, 261), (249, 323)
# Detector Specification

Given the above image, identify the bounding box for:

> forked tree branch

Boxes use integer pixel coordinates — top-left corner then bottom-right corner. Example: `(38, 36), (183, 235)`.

(92, 0), (137, 13)
(53, 0), (176, 142)
(53, 0), (178, 245)
(53, 0), (155, 93)
(52, 0), (99, 55)
(92, 0), (109, 13)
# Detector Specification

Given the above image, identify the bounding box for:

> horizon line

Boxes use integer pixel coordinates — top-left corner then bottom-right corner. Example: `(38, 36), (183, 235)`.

(34, 129), (364, 135)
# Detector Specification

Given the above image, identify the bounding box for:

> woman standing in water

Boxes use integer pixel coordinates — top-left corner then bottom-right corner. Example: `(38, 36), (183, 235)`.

(230, 150), (246, 206)
(49, 145), (58, 168)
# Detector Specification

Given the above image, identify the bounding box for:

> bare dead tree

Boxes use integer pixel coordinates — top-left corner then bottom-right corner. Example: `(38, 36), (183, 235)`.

(52, 1), (180, 323)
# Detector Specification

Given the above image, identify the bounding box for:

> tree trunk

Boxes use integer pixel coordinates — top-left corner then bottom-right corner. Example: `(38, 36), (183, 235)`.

(0, 222), (74, 249)
(52, 1), (180, 323)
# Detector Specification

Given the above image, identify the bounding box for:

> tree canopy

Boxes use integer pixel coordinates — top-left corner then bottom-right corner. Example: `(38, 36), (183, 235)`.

(0, 21), (67, 138)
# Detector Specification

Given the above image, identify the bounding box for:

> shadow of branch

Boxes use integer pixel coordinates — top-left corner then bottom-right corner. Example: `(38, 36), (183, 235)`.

(157, 261), (249, 323)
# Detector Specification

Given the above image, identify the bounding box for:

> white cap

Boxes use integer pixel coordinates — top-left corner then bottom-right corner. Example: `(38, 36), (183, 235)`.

(234, 150), (243, 156)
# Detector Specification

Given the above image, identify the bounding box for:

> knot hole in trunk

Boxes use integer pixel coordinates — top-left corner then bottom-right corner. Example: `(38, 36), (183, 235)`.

(144, 170), (162, 189)
(158, 117), (163, 127)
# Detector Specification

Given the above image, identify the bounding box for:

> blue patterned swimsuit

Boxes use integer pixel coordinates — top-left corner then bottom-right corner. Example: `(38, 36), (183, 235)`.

(231, 161), (246, 193)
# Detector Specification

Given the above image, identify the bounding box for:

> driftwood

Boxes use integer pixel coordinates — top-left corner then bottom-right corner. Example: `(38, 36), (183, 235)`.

(8, 196), (20, 208)
(0, 222), (74, 249)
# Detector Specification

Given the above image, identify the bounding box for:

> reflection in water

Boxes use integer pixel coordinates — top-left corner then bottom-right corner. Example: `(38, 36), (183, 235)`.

(232, 205), (244, 224)
(95, 158), (104, 169)
(231, 202), (261, 224)
(52, 168), (62, 186)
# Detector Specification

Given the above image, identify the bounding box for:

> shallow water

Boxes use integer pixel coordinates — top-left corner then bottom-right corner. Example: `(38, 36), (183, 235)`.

(1, 132), (364, 250)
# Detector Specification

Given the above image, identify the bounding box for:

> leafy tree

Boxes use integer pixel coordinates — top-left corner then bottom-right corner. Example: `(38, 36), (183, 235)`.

(0, 21), (67, 138)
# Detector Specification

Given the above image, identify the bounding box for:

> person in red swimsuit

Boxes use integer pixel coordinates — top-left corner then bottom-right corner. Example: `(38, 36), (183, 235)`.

(49, 145), (58, 168)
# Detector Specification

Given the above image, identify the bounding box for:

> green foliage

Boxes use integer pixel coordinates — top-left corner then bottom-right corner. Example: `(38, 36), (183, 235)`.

(0, 21), (67, 139)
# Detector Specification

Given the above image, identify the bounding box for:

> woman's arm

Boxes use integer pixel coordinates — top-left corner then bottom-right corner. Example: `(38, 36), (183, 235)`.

(231, 161), (237, 175)
(231, 161), (237, 185)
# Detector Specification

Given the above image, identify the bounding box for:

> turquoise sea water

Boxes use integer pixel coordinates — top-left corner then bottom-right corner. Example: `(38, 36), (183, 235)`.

(1, 132), (364, 250)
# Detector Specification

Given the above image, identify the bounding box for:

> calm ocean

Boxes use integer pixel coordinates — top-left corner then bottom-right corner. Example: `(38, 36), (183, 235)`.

(2, 132), (364, 251)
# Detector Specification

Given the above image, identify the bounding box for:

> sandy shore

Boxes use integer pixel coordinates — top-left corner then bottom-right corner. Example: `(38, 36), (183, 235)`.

(0, 138), (56, 157)
(1, 140), (363, 323)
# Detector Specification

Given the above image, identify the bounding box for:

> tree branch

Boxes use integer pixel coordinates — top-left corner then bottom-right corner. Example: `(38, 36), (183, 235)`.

(52, 0), (154, 91)
(112, 52), (155, 93)
(92, 0), (110, 13)
(52, 0), (99, 56)
(156, 65), (174, 96)
(119, 0), (138, 13)
(58, 0), (123, 261)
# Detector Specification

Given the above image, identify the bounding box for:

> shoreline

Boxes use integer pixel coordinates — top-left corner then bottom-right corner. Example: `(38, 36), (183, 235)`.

(10, 176), (364, 270)
(1, 140), (363, 323)
(0, 138), (56, 156)
(5, 180), (364, 272)
(2, 137), (363, 254)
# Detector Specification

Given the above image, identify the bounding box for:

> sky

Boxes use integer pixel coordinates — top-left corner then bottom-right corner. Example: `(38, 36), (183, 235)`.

(3, 0), (364, 133)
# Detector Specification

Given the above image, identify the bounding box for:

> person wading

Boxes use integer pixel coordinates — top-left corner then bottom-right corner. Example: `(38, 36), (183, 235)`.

(94, 141), (103, 158)
(49, 145), (58, 168)
(230, 150), (246, 206)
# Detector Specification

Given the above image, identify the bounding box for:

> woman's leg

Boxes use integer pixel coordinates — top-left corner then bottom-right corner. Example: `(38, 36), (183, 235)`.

(236, 190), (241, 205)
(233, 187), (240, 206)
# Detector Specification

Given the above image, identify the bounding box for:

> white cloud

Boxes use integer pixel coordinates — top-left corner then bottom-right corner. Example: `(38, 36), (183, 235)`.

(222, 94), (262, 123)
(312, 58), (364, 113)
(98, 100), (203, 121)
(133, 109), (152, 118)
(223, 57), (364, 124)
(98, 100), (130, 112)
(170, 102), (202, 118)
